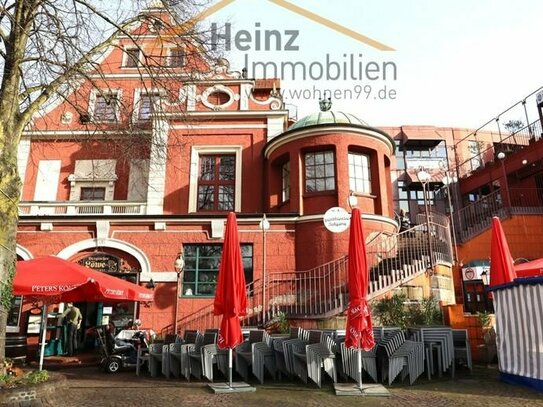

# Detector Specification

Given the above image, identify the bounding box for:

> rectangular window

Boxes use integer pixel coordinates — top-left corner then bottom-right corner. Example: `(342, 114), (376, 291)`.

(468, 140), (482, 171)
(80, 187), (106, 201)
(197, 155), (235, 211)
(281, 161), (290, 202)
(93, 93), (118, 122)
(7, 296), (22, 332)
(305, 151), (335, 193)
(138, 93), (160, 121)
(182, 244), (253, 297)
(348, 152), (371, 193)
(169, 48), (184, 67)
(124, 48), (140, 67)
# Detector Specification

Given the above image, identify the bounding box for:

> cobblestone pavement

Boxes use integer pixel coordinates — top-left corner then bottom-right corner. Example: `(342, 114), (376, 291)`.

(51, 365), (542, 407)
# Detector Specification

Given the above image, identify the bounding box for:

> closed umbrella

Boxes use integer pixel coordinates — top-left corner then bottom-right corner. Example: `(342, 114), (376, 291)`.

(213, 212), (248, 390)
(489, 217), (517, 288)
(14, 256), (154, 370)
(344, 208), (375, 389)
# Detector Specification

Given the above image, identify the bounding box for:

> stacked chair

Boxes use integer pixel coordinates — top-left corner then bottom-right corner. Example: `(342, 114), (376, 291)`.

(273, 327), (305, 379)
(452, 329), (472, 372)
(407, 327), (455, 379)
(305, 334), (338, 388)
(188, 331), (218, 380)
(234, 329), (269, 382)
(290, 330), (334, 385)
(169, 330), (199, 378)
(339, 326), (394, 383)
(148, 343), (164, 377)
(377, 330), (425, 385)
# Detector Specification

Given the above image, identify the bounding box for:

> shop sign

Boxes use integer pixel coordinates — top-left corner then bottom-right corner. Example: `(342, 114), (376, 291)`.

(323, 207), (351, 233)
(79, 253), (120, 273)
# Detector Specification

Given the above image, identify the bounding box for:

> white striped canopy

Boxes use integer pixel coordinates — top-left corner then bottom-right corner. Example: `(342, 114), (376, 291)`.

(493, 280), (543, 386)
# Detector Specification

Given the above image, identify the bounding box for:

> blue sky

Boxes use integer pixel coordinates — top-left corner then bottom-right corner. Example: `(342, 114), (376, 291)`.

(199, 0), (543, 128)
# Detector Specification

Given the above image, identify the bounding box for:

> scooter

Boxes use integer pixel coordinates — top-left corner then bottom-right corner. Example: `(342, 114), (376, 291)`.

(96, 327), (149, 373)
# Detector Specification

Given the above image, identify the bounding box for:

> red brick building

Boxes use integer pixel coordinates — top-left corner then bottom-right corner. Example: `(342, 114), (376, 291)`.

(10, 5), (543, 357)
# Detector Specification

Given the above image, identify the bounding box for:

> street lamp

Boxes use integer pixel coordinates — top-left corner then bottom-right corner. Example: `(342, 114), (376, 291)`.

(348, 190), (358, 210)
(497, 152), (511, 208)
(480, 269), (490, 286)
(173, 251), (184, 335)
(417, 169), (435, 274)
(259, 214), (270, 326)
(442, 172), (459, 264)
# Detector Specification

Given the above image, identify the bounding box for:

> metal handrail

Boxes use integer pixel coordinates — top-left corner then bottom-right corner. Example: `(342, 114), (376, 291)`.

(457, 120), (542, 179)
(166, 221), (453, 334)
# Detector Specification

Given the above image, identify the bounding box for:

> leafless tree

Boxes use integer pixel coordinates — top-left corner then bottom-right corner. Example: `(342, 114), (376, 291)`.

(0, 0), (224, 366)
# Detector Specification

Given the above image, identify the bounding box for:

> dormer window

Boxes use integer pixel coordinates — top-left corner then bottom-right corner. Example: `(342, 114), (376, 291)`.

(68, 160), (117, 202)
(124, 48), (141, 68)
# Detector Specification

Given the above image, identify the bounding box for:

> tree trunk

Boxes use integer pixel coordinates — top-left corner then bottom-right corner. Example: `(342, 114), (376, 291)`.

(0, 122), (22, 368)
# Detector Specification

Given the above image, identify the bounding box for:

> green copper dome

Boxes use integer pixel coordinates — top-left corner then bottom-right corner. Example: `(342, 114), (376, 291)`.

(288, 98), (369, 131)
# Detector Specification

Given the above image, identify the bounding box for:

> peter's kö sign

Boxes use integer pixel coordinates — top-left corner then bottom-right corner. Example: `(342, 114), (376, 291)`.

(32, 284), (79, 292)
(323, 207), (351, 233)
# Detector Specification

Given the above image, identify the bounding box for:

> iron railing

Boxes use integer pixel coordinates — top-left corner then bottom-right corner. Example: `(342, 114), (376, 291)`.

(452, 187), (543, 242)
(509, 188), (543, 214)
(457, 119), (542, 179)
(164, 220), (453, 335)
(452, 190), (506, 242)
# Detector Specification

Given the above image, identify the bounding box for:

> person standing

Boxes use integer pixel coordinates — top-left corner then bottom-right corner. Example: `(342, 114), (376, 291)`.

(62, 302), (82, 356)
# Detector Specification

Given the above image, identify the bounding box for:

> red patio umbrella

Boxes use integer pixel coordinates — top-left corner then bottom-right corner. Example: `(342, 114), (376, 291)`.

(489, 217), (517, 287)
(515, 258), (543, 278)
(344, 208), (375, 388)
(14, 256), (154, 302)
(14, 256), (154, 370)
(213, 212), (247, 387)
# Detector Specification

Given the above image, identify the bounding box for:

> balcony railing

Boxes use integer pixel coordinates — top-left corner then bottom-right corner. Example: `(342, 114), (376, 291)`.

(457, 120), (543, 179)
(18, 201), (147, 216)
(452, 187), (543, 242)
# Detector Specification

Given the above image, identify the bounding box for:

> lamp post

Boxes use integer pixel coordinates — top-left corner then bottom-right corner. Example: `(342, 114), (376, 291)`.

(497, 152), (511, 208)
(442, 172), (459, 264)
(417, 169), (434, 273)
(348, 190), (358, 210)
(480, 269), (490, 286)
(259, 214), (270, 326)
(173, 251), (184, 335)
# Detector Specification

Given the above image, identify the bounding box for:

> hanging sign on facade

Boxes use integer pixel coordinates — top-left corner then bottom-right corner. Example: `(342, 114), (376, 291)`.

(79, 253), (121, 273)
(323, 207), (351, 233)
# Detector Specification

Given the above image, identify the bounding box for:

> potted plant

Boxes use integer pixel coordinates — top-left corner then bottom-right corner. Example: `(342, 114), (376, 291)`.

(477, 311), (497, 364)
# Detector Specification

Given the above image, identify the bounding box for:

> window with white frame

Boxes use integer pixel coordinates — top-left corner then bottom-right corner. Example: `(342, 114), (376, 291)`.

(68, 160), (117, 201)
(123, 48), (140, 68)
(282, 161), (290, 202)
(348, 152), (371, 193)
(80, 187), (106, 201)
(137, 93), (160, 121)
(91, 91), (120, 122)
(169, 47), (184, 67)
(6, 295), (22, 333)
(197, 154), (235, 211)
(182, 244), (253, 297)
(304, 150), (335, 193)
(188, 146), (242, 213)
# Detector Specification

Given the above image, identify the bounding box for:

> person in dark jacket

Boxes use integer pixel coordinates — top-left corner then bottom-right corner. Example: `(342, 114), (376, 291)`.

(62, 302), (82, 356)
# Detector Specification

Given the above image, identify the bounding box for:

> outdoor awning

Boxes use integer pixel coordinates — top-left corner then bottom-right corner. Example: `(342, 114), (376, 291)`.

(405, 168), (444, 186)
(401, 127), (444, 147)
